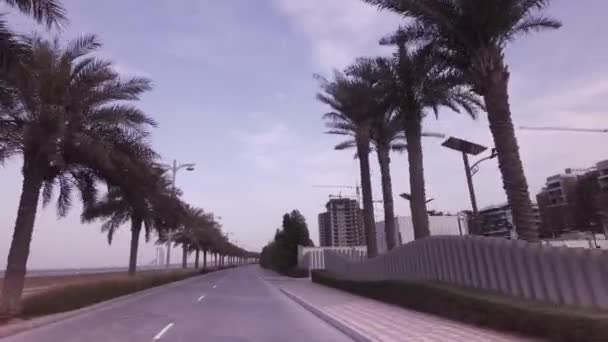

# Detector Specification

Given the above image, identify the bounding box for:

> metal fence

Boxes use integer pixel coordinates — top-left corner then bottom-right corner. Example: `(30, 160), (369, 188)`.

(298, 246), (367, 270)
(321, 236), (608, 310)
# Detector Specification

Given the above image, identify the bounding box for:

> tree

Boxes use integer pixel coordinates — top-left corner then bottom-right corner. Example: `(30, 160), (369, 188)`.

(378, 44), (480, 240)
(0, 1), (66, 83)
(0, 35), (155, 315)
(327, 97), (405, 251)
(362, 0), (561, 241)
(317, 62), (386, 257)
(82, 166), (174, 276)
(260, 210), (313, 273)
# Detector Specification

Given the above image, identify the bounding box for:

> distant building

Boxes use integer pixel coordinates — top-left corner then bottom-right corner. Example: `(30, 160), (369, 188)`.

(317, 212), (331, 247)
(376, 215), (466, 253)
(317, 198), (366, 247)
(537, 161), (608, 238)
(474, 203), (541, 239)
(375, 219), (402, 254)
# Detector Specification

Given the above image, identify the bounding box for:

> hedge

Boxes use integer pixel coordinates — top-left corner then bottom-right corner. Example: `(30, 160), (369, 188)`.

(312, 270), (608, 342)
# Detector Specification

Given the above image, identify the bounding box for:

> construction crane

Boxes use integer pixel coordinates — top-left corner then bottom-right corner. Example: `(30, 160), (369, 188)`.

(519, 126), (608, 134)
(313, 184), (361, 203)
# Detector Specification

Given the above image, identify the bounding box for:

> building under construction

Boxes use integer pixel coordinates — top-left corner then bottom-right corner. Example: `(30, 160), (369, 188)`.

(317, 198), (366, 247)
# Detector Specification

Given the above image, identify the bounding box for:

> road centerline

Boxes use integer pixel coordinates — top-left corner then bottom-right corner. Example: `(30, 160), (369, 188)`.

(153, 322), (174, 340)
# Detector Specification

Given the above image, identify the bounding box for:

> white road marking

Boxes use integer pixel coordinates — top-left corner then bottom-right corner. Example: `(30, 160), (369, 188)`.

(153, 323), (174, 340)
(197, 295), (206, 302)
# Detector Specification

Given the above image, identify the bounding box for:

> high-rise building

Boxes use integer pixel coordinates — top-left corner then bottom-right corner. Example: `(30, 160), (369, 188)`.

(317, 198), (366, 247)
(317, 212), (331, 247)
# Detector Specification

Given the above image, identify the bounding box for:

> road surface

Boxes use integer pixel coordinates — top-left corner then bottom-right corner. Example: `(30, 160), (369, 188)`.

(2, 266), (351, 342)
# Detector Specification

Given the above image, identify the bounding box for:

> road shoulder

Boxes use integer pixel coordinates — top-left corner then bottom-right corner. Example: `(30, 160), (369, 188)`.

(0, 270), (224, 339)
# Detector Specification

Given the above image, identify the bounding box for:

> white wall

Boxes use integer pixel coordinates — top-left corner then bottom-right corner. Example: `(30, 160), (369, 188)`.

(396, 216), (466, 244)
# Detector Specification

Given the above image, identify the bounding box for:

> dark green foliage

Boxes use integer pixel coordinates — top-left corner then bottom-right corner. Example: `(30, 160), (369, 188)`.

(260, 210), (313, 274)
(312, 270), (608, 342)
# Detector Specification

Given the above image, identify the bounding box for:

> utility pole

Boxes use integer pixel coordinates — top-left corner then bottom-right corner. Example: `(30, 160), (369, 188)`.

(159, 159), (196, 268)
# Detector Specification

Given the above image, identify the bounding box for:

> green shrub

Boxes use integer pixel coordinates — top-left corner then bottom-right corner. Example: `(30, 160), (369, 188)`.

(283, 267), (309, 278)
(312, 270), (608, 342)
(21, 270), (200, 317)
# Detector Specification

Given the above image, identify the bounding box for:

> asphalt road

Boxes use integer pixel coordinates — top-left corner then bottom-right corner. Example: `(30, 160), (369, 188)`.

(2, 266), (352, 342)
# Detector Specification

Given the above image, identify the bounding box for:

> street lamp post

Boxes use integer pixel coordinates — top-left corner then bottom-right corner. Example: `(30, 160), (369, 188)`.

(160, 159), (196, 268)
(442, 137), (489, 235)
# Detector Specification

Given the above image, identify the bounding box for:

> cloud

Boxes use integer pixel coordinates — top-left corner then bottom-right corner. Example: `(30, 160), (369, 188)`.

(272, 0), (401, 73)
(232, 123), (292, 171)
(113, 63), (152, 79)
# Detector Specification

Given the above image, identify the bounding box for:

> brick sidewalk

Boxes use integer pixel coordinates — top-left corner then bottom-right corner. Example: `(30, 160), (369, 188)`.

(274, 279), (534, 342)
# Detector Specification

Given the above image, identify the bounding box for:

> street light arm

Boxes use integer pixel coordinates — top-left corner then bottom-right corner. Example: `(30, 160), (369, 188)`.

(176, 163), (196, 171)
(469, 149), (498, 173)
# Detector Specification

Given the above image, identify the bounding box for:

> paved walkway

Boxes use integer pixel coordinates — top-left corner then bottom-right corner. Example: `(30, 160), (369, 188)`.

(272, 278), (533, 342)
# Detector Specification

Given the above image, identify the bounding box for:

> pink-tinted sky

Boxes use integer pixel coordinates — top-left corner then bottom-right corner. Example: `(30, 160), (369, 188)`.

(0, 0), (607, 269)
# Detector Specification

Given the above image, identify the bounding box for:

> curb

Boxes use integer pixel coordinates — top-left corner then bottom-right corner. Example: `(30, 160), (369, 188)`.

(0, 267), (231, 339)
(279, 287), (372, 342)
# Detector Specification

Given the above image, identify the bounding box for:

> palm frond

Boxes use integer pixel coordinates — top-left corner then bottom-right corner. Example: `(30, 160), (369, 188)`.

(3, 0), (67, 28)
(63, 35), (101, 61)
(334, 140), (356, 151)
(41, 180), (54, 207)
(56, 174), (72, 217)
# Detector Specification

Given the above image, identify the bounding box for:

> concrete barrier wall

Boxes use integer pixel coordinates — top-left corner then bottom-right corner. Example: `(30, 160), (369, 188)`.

(321, 236), (608, 310)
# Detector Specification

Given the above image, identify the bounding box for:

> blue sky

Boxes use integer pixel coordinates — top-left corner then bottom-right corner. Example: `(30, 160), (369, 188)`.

(1, 0), (607, 269)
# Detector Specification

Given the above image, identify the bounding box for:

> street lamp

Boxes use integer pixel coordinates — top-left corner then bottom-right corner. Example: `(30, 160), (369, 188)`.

(441, 137), (488, 234)
(159, 159), (196, 268)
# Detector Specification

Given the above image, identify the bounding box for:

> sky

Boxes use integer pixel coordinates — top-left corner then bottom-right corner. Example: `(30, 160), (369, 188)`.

(0, 0), (607, 269)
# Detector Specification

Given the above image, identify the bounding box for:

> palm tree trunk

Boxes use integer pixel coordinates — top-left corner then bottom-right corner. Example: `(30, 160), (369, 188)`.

(483, 66), (538, 242)
(404, 119), (430, 239)
(181, 244), (188, 269)
(194, 248), (200, 269)
(0, 164), (43, 316)
(128, 216), (143, 276)
(203, 249), (207, 271)
(356, 133), (378, 258)
(377, 146), (397, 251)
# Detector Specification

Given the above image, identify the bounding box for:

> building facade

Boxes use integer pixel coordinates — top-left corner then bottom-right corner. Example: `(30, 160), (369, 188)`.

(317, 198), (366, 247)
(317, 212), (331, 247)
(473, 203), (541, 239)
(537, 161), (608, 238)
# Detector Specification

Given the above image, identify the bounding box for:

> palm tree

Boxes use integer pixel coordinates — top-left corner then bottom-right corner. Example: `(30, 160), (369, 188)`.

(362, 0), (561, 241)
(169, 205), (216, 269)
(369, 109), (406, 250)
(82, 167), (175, 276)
(376, 44), (481, 239)
(327, 104), (405, 251)
(0, 35), (155, 315)
(0, 0), (66, 73)
(317, 61), (387, 258)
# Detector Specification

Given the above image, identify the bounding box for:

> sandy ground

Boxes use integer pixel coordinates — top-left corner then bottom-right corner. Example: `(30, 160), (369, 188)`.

(0, 269), (197, 297)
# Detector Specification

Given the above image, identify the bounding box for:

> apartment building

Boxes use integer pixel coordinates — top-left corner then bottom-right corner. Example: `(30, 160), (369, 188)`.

(474, 203), (541, 239)
(317, 198), (366, 247)
(537, 160), (608, 237)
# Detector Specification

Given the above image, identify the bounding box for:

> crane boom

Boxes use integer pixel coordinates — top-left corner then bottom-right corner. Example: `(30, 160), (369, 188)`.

(312, 184), (361, 203)
(519, 126), (608, 133)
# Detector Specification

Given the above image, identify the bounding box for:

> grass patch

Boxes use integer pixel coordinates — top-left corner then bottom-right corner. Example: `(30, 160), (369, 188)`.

(21, 268), (215, 318)
(312, 270), (608, 342)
